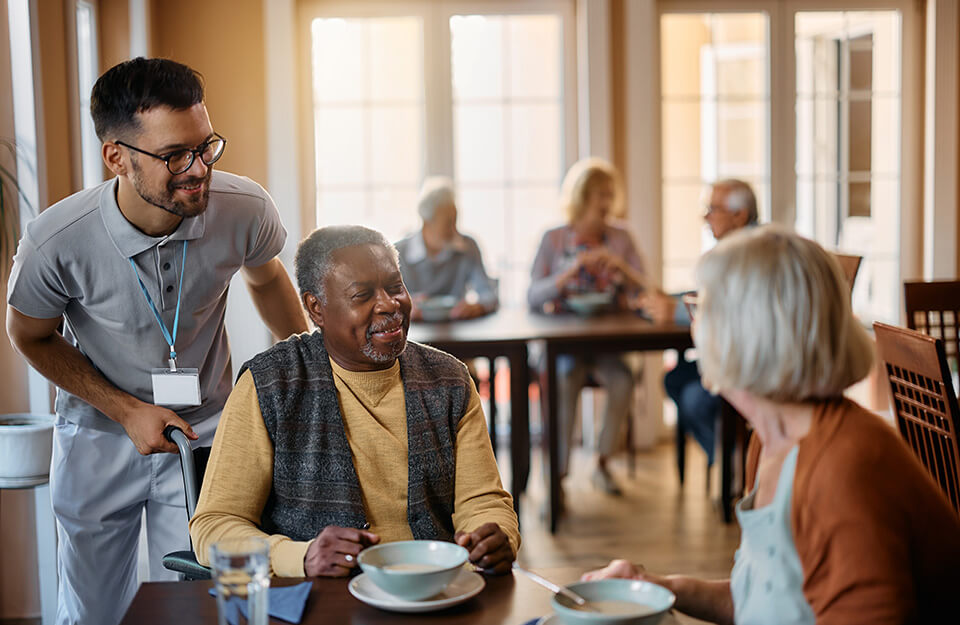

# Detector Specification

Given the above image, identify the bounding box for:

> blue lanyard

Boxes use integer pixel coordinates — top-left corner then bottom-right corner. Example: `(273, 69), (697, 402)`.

(129, 241), (188, 370)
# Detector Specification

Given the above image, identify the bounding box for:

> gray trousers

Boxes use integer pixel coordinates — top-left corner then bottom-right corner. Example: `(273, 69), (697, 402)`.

(556, 354), (635, 477)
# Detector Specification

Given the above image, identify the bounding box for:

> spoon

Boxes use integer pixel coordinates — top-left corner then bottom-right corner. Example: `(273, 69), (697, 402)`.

(511, 563), (597, 611)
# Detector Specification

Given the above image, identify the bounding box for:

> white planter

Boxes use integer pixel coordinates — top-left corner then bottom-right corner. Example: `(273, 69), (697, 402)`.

(0, 414), (55, 488)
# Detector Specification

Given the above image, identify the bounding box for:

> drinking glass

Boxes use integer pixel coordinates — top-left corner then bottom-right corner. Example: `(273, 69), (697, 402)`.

(209, 537), (270, 625)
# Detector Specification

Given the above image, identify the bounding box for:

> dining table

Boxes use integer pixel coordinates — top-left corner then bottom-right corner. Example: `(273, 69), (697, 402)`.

(119, 567), (685, 624)
(409, 308), (755, 534)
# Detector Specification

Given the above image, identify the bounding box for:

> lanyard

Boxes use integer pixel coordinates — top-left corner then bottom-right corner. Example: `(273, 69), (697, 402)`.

(129, 241), (188, 370)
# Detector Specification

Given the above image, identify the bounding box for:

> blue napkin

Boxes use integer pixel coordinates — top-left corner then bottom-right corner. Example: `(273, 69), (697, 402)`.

(208, 581), (312, 624)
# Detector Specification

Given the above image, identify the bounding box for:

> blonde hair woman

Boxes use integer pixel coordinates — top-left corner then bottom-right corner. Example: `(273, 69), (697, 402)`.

(527, 157), (647, 496)
(584, 226), (960, 624)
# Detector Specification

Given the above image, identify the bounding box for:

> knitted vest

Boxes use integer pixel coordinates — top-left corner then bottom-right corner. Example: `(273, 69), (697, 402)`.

(239, 331), (469, 542)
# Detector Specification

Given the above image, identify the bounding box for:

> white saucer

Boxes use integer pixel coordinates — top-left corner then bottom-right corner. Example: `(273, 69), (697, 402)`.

(536, 616), (559, 625)
(349, 568), (486, 613)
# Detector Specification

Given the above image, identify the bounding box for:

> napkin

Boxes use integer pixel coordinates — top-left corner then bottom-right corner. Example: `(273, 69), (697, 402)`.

(208, 581), (313, 624)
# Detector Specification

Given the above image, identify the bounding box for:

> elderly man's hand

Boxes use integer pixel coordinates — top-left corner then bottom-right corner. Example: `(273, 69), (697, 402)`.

(637, 291), (678, 325)
(455, 522), (514, 574)
(303, 526), (380, 577)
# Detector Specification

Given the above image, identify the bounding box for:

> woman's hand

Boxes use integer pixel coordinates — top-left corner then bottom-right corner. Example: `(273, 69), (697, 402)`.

(581, 559), (645, 581)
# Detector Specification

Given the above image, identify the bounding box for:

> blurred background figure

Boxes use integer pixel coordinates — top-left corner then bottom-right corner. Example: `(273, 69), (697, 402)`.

(527, 157), (647, 497)
(396, 176), (498, 321)
(641, 179), (758, 473)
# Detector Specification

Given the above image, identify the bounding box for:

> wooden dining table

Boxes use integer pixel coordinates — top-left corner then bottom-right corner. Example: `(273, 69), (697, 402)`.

(120, 567), (685, 624)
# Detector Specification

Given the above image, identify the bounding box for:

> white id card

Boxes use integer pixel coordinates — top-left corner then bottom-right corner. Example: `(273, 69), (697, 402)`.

(151, 368), (201, 406)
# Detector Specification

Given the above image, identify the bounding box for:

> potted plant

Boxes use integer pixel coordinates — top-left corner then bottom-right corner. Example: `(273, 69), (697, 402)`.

(0, 138), (53, 488)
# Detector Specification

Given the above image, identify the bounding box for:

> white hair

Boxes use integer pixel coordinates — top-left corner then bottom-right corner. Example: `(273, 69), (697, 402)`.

(417, 176), (457, 222)
(714, 179), (758, 225)
(693, 225), (873, 401)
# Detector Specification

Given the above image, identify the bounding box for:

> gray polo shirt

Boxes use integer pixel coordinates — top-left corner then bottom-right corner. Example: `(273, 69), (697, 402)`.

(395, 231), (496, 305)
(7, 171), (286, 433)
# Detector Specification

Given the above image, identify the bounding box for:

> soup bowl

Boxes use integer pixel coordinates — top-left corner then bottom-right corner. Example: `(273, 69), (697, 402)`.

(551, 579), (676, 625)
(565, 291), (615, 316)
(418, 295), (459, 322)
(357, 540), (469, 601)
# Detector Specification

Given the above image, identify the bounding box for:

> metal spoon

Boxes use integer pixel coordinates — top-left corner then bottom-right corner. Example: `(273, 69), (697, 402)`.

(511, 563), (597, 611)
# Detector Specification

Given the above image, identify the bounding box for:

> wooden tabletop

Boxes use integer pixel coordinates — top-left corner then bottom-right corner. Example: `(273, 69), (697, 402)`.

(408, 308), (691, 347)
(121, 567), (683, 624)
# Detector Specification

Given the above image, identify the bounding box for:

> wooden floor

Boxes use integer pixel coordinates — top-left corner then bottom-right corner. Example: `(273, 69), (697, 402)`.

(509, 440), (742, 625)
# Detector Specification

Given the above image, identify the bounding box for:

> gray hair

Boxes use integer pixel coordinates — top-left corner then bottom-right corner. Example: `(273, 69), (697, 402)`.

(714, 179), (758, 225)
(417, 176), (456, 222)
(693, 225), (873, 401)
(295, 225), (399, 303)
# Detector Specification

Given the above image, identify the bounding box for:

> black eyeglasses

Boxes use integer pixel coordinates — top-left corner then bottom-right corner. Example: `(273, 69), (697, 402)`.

(115, 133), (227, 175)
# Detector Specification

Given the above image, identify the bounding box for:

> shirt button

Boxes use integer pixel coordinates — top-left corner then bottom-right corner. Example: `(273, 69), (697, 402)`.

(765, 581), (773, 593)
(166, 285), (174, 293)
(163, 262), (171, 271)
(767, 546), (776, 557)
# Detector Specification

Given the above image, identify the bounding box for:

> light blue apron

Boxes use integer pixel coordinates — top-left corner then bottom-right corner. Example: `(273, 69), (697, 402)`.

(730, 446), (815, 625)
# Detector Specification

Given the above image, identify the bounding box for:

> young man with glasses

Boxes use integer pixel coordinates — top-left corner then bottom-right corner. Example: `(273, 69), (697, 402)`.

(6, 58), (307, 625)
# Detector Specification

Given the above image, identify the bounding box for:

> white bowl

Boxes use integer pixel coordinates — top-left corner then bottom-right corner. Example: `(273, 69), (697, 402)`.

(551, 579), (676, 625)
(418, 296), (459, 322)
(0, 414), (56, 484)
(357, 540), (469, 601)
(566, 291), (615, 316)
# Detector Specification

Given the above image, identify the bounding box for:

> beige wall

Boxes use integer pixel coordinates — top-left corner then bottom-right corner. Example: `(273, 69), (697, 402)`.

(150, 0), (268, 185)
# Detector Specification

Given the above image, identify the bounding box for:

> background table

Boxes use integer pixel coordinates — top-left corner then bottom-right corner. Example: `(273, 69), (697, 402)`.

(120, 567), (683, 624)
(410, 309), (745, 533)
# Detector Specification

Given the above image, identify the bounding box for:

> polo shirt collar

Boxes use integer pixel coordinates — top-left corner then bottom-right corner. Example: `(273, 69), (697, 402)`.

(403, 230), (467, 265)
(100, 178), (206, 258)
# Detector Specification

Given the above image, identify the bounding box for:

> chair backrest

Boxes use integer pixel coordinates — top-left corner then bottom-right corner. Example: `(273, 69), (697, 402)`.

(874, 322), (960, 514)
(904, 280), (960, 374)
(830, 252), (862, 295)
(164, 426), (211, 524)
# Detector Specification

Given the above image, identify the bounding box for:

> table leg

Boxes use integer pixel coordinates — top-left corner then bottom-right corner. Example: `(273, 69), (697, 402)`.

(544, 343), (560, 533)
(508, 345), (530, 515)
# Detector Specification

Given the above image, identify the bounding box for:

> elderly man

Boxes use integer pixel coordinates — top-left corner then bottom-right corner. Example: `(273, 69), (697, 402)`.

(641, 179), (758, 473)
(396, 177), (497, 320)
(190, 225), (519, 577)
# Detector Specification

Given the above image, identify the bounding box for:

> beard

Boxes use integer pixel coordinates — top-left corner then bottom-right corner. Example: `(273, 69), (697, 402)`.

(361, 311), (408, 363)
(130, 157), (212, 218)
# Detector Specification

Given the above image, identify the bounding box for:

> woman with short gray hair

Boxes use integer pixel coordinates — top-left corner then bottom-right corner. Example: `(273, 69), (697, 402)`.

(584, 226), (960, 624)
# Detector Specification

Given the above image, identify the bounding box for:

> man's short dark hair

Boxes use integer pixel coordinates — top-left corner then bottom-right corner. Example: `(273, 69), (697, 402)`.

(91, 57), (205, 141)
(295, 225), (399, 304)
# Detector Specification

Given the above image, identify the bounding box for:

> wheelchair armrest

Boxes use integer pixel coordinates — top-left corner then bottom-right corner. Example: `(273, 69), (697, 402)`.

(162, 550), (212, 581)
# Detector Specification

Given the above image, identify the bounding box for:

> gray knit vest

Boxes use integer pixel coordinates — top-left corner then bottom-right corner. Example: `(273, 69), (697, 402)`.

(239, 331), (470, 542)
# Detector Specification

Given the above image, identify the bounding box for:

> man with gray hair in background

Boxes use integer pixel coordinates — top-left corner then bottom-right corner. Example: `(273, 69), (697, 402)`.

(640, 179), (758, 479)
(395, 176), (497, 321)
(190, 224), (519, 578)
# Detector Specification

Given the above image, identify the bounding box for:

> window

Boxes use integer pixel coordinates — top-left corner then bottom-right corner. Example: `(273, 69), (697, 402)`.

(659, 12), (770, 292)
(75, 0), (102, 189)
(304, 2), (575, 306)
(795, 11), (901, 322)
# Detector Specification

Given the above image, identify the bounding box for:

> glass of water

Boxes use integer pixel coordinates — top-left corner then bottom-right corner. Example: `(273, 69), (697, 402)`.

(210, 537), (270, 625)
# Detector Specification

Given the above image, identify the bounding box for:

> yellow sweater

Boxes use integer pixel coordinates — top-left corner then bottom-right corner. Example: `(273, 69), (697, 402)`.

(190, 359), (520, 577)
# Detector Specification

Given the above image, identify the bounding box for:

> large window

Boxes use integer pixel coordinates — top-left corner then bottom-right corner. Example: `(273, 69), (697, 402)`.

(659, 12), (770, 292)
(304, 2), (575, 306)
(75, 0), (103, 189)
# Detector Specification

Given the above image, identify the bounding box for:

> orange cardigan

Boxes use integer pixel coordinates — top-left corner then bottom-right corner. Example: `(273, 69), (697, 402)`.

(745, 398), (960, 624)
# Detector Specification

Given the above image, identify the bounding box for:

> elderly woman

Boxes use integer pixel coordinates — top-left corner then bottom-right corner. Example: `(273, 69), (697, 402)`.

(584, 226), (960, 623)
(528, 157), (646, 496)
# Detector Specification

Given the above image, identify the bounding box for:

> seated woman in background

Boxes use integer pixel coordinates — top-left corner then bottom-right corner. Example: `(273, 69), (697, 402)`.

(527, 157), (646, 496)
(584, 226), (960, 624)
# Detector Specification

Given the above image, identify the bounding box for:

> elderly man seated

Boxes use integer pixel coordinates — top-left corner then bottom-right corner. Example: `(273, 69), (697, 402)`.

(190, 225), (519, 577)
(396, 176), (497, 321)
(641, 179), (758, 472)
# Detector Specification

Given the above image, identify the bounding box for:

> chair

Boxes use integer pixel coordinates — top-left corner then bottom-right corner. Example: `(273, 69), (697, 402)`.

(831, 252), (863, 293)
(161, 426), (213, 580)
(903, 280), (960, 374)
(873, 322), (960, 514)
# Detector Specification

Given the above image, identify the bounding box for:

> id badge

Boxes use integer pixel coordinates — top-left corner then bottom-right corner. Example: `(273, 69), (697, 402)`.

(151, 368), (201, 406)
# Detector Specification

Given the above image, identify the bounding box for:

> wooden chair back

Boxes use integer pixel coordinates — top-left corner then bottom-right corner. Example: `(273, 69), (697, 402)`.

(904, 280), (960, 374)
(830, 252), (862, 294)
(874, 322), (960, 514)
